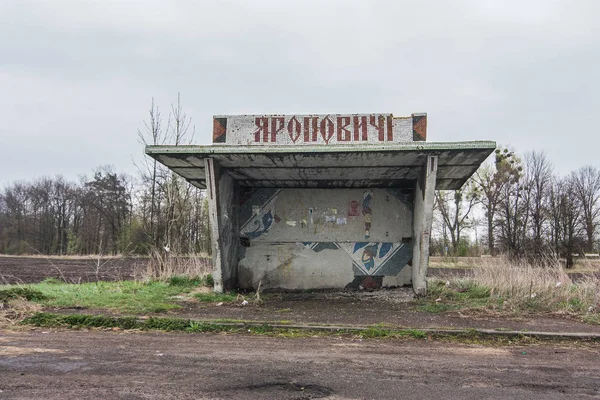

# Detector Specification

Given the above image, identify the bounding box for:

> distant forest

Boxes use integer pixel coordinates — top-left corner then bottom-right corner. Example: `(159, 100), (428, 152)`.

(0, 96), (211, 257)
(0, 166), (210, 257)
(1, 98), (598, 268)
(432, 149), (600, 267)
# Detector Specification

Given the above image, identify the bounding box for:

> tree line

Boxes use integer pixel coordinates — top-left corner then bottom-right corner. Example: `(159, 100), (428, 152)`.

(433, 148), (600, 267)
(0, 96), (211, 257)
(1, 95), (597, 266)
(0, 167), (211, 256)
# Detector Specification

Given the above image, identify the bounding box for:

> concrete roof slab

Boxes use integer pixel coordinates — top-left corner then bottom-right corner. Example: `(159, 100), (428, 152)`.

(146, 141), (495, 190)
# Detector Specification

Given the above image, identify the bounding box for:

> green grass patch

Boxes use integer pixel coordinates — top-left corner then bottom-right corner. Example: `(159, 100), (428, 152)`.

(20, 312), (429, 340)
(194, 292), (237, 303)
(359, 327), (427, 339)
(22, 312), (597, 345)
(167, 276), (205, 287)
(1, 278), (205, 314)
(21, 313), (289, 335)
(24, 313), (139, 329)
(418, 279), (492, 314)
(0, 287), (48, 302)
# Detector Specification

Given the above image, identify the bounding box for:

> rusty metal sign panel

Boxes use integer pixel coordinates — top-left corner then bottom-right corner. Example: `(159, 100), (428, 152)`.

(213, 113), (427, 145)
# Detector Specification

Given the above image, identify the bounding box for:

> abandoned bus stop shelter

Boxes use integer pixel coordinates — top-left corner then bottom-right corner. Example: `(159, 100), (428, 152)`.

(146, 113), (495, 295)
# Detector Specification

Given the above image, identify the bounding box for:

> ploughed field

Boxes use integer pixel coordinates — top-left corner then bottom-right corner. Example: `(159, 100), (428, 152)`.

(0, 255), (598, 284)
(0, 256), (139, 284)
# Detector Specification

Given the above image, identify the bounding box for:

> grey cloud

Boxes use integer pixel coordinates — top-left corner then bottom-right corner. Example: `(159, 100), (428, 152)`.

(1, 0), (599, 187)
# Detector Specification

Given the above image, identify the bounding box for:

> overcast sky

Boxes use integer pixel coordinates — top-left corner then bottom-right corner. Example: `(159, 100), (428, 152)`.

(1, 0), (598, 187)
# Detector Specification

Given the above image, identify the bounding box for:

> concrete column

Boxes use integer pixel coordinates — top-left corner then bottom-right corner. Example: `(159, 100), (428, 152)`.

(204, 158), (239, 293)
(412, 155), (438, 296)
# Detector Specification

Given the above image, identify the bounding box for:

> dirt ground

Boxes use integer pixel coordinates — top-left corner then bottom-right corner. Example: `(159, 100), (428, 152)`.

(3, 256), (600, 334)
(45, 288), (600, 335)
(2, 256), (600, 399)
(164, 290), (600, 334)
(1, 330), (600, 399)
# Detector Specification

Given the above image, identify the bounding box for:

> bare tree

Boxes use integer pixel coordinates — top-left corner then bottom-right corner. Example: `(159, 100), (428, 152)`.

(163, 93), (196, 252)
(523, 151), (554, 256)
(136, 98), (168, 247)
(571, 166), (600, 253)
(1, 182), (30, 253)
(79, 166), (132, 254)
(136, 93), (208, 255)
(434, 180), (479, 256)
(550, 177), (584, 268)
(473, 147), (522, 256)
(496, 149), (529, 258)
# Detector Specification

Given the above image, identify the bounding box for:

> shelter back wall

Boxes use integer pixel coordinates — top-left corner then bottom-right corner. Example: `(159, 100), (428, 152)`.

(237, 188), (414, 290)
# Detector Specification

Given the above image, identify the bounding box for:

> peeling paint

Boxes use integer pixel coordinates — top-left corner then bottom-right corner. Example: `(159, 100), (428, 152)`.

(236, 188), (414, 289)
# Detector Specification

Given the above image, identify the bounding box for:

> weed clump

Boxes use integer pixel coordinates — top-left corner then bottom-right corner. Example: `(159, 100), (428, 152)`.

(0, 287), (47, 302)
(359, 327), (427, 339)
(145, 317), (192, 331)
(24, 313), (139, 329)
(168, 276), (204, 287)
(194, 292), (237, 303)
(205, 274), (214, 287)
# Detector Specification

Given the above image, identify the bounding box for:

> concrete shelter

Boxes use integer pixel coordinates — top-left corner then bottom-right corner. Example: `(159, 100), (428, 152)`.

(146, 113), (495, 295)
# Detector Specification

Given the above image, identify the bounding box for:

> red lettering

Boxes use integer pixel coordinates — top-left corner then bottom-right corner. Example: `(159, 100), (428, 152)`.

(253, 117), (269, 142)
(287, 116), (301, 143)
(337, 116), (351, 141)
(270, 117), (284, 142)
(303, 116), (319, 142)
(369, 115), (386, 141)
(320, 115), (334, 144)
(353, 116), (367, 141)
(303, 117), (310, 142)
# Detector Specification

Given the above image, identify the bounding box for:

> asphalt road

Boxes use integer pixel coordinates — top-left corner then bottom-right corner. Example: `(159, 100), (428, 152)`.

(1, 330), (599, 399)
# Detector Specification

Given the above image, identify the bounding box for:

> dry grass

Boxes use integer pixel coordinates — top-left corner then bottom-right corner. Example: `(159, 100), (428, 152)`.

(429, 256), (482, 269)
(0, 253), (133, 260)
(133, 249), (212, 282)
(424, 256), (600, 322)
(0, 298), (42, 327)
(470, 257), (600, 314)
(571, 258), (600, 273)
(430, 256), (600, 271)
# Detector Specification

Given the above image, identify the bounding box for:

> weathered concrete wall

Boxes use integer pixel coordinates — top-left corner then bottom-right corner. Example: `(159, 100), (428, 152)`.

(237, 188), (414, 290)
(205, 159), (239, 292)
(218, 170), (239, 290)
(411, 155), (438, 296)
(212, 113), (427, 145)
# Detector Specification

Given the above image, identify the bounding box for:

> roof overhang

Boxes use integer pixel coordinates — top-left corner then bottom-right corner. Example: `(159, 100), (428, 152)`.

(145, 141), (496, 190)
